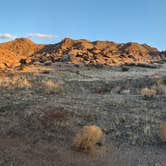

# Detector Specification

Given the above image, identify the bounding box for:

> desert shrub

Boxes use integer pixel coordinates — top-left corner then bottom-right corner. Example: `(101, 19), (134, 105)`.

(19, 64), (29, 71)
(151, 84), (166, 96)
(140, 87), (157, 99)
(152, 77), (166, 95)
(72, 125), (105, 153)
(19, 59), (28, 71)
(158, 84), (166, 95)
(42, 80), (63, 94)
(160, 122), (166, 142)
(121, 66), (129, 72)
(156, 82), (166, 95)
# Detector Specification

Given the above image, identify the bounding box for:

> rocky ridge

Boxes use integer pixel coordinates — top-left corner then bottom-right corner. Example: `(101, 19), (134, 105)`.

(0, 38), (165, 69)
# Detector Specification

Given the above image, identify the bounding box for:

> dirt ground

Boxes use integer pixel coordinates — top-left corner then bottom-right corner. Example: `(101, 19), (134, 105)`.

(0, 62), (166, 166)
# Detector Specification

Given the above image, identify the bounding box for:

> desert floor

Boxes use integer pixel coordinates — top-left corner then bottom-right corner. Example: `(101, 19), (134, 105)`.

(0, 62), (166, 166)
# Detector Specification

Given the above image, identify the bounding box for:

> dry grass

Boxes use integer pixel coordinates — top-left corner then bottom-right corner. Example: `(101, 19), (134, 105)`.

(42, 80), (63, 94)
(156, 84), (166, 96)
(0, 75), (31, 89)
(152, 77), (166, 95)
(72, 125), (105, 153)
(160, 122), (166, 142)
(152, 85), (166, 96)
(159, 84), (166, 95)
(0, 71), (63, 94)
(140, 87), (157, 99)
(12, 75), (31, 88)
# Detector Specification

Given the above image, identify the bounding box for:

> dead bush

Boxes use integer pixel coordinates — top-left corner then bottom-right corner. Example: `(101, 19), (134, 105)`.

(140, 87), (157, 99)
(72, 125), (105, 153)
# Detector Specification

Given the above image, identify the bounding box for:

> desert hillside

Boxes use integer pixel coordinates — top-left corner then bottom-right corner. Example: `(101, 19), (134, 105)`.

(0, 38), (165, 69)
(0, 38), (43, 69)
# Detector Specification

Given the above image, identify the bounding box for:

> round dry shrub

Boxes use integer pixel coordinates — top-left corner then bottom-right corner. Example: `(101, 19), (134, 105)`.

(140, 87), (157, 99)
(72, 125), (105, 153)
(160, 122), (166, 142)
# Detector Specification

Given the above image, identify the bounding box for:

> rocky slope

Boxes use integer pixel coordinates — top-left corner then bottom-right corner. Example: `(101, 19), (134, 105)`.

(0, 38), (43, 69)
(0, 38), (165, 69)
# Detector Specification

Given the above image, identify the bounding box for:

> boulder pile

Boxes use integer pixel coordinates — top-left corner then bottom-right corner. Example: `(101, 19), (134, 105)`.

(0, 37), (165, 69)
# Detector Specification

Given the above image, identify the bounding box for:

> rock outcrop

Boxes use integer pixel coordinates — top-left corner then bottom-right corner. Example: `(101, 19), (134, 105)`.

(0, 37), (165, 69)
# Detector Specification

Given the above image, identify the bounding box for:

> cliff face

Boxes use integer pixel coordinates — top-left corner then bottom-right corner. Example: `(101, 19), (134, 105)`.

(0, 38), (165, 69)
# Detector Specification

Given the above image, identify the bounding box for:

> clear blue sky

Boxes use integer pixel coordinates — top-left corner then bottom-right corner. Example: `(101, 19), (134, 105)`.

(0, 0), (165, 50)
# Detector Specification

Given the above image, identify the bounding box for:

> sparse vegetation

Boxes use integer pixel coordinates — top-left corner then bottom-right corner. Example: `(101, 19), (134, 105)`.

(19, 64), (29, 71)
(160, 122), (166, 142)
(72, 125), (105, 153)
(0, 71), (63, 95)
(0, 62), (166, 165)
(42, 80), (63, 94)
(0, 75), (31, 89)
(121, 66), (129, 72)
(140, 87), (157, 99)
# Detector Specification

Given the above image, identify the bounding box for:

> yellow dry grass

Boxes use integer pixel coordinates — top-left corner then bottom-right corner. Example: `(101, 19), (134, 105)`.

(0, 75), (31, 89)
(42, 80), (63, 94)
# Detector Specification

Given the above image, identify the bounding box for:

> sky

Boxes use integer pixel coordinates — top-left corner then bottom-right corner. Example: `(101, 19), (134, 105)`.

(0, 0), (165, 50)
